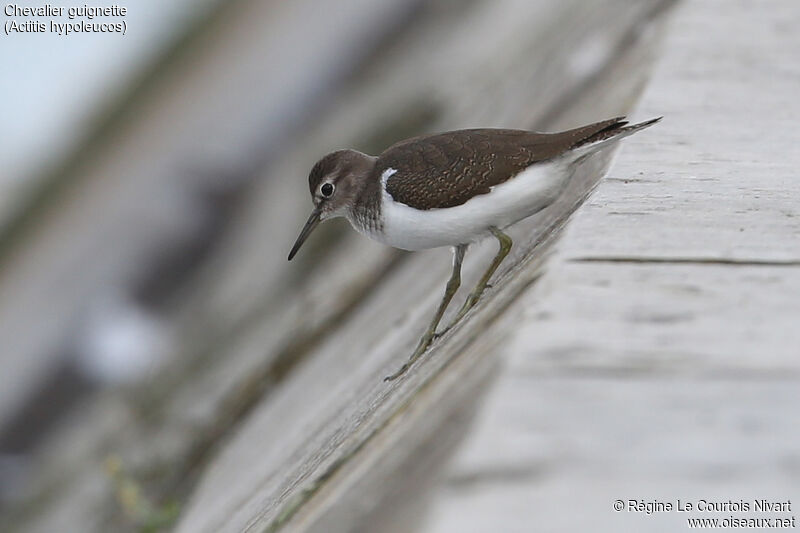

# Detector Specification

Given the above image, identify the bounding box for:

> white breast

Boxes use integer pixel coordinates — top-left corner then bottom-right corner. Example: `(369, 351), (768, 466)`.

(365, 162), (571, 251)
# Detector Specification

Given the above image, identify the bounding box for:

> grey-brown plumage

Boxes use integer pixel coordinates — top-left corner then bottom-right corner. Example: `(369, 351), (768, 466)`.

(375, 116), (657, 210)
(306, 116), (659, 215)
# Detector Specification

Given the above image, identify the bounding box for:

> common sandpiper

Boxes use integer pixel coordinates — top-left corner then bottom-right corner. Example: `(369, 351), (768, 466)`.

(288, 116), (660, 380)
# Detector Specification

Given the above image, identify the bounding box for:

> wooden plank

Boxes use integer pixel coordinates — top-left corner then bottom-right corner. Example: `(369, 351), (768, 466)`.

(173, 1), (673, 532)
(423, 1), (800, 531)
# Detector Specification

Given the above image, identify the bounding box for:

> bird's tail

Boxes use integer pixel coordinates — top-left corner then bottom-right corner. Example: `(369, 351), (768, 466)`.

(571, 116), (661, 156)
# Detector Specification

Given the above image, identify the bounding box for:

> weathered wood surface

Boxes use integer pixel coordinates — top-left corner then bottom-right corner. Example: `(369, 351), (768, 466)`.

(174, 3), (673, 533)
(424, 1), (800, 532)
(2, 0), (677, 532)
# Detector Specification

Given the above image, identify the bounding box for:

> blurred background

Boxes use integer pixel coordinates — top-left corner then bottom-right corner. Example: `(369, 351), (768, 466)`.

(2, 0), (799, 532)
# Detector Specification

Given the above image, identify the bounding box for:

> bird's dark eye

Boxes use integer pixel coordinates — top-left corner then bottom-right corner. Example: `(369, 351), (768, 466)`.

(321, 183), (334, 197)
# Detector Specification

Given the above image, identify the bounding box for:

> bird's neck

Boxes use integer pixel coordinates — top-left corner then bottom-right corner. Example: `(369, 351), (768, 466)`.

(347, 159), (383, 235)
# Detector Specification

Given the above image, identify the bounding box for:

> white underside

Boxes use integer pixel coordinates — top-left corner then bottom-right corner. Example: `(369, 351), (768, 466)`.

(357, 158), (575, 251)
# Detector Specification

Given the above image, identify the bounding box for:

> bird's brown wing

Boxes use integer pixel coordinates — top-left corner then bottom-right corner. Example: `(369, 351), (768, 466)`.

(378, 117), (627, 210)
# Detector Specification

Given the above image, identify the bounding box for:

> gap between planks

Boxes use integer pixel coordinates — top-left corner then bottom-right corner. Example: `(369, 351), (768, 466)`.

(569, 256), (800, 267)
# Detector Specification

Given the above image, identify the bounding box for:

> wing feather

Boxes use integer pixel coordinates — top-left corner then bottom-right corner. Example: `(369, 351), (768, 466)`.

(379, 117), (628, 210)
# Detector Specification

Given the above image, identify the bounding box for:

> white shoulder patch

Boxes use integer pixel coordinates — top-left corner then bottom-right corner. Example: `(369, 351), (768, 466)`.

(380, 167), (398, 186)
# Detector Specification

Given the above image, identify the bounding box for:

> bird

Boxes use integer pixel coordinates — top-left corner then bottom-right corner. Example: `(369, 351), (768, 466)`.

(288, 116), (660, 380)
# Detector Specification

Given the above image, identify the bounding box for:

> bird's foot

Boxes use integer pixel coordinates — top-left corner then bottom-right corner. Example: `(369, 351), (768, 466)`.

(432, 292), (483, 340)
(384, 330), (436, 381)
(451, 292), (481, 325)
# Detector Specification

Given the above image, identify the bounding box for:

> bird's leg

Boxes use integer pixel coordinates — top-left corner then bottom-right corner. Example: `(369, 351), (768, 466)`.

(384, 244), (467, 381)
(439, 227), (512, 335)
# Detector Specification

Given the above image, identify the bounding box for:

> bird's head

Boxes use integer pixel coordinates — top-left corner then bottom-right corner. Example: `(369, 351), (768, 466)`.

(288, 149), (375, 260)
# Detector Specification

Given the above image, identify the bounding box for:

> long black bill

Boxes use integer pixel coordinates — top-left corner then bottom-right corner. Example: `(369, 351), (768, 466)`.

(288, 208), (321, 260)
